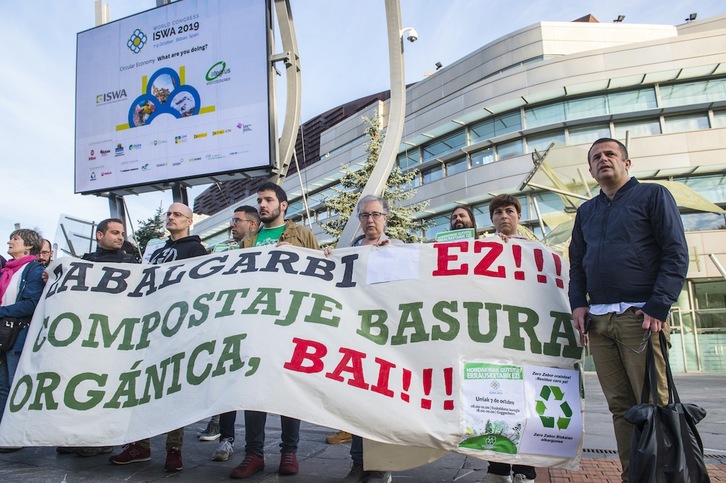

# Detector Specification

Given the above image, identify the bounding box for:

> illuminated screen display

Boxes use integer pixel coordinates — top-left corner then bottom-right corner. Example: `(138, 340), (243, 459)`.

(75, 0), (271, 194)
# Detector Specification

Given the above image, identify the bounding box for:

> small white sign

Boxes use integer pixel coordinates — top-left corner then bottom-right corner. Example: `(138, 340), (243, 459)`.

(435, 229), (475, 242)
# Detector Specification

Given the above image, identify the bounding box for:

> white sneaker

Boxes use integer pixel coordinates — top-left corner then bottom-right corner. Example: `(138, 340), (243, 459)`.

(482, 474), (512, 483)
(513, 474), (535, 483)
(212, 438), (234, 461)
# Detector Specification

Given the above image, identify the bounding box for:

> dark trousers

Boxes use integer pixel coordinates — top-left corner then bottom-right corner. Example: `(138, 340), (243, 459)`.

(243, 410), (300, 456)
(220, 411), (237, 441)
(588, 309), (669, 482)
(487, 461), (536, 478)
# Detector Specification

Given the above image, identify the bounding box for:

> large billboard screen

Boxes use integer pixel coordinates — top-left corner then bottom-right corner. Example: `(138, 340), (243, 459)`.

(75, 0), (272, 195)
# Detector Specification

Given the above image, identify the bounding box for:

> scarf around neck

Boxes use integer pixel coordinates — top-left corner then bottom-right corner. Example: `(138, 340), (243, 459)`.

(0, 255), (36, 302)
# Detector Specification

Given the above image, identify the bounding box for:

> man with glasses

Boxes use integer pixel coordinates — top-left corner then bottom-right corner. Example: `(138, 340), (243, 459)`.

(110, 202), (206, 473)
(37, 239), (53, 267)
(569, 138), (688, 483)
(146, 202), (208, 264)
(229, 205), (260, 249)
(339, 194), (400, 483)
(202, 205), (260, 461)
(229, 182), (319, 479)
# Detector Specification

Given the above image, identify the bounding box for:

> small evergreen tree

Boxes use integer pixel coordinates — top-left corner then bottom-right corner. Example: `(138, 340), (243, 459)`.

(321, 113), (432, 244)
(134, 205), (166, 255)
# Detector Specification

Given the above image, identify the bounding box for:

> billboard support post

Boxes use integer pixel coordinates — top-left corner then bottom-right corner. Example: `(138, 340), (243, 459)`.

(269, 0), (302, 186)
(107, 193), (126, 228)
(171, 183), (189, 206)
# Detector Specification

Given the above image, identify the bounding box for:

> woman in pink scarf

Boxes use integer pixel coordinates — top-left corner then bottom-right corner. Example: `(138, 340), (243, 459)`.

(0, 229), (44, 451)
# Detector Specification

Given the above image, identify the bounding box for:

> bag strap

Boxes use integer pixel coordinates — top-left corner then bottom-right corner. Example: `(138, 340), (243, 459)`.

(662, 330), (707, 476)
(640, 336), (670, 472)
(639, 336), (658, 404)
(659, 331), (680, 405)
(640, 331), (677, 405)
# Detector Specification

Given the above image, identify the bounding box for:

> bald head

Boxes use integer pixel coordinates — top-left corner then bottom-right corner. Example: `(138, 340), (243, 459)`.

(165, 202), (194, 240)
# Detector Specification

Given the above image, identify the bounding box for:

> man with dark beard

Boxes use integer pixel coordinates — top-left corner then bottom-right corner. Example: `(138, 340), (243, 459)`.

(229, 182), (319, 479)
(450, 204), (477, 232)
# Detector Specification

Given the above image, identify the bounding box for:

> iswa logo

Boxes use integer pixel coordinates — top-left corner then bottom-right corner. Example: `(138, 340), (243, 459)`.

(127, 29), (148, 54)
(96, 89), (128, 104)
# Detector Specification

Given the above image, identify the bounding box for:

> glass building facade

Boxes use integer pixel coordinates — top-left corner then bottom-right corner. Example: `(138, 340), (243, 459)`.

(194, 15), (726, 372)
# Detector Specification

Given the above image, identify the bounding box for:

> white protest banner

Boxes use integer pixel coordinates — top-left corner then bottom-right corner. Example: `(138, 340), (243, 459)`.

(0, 240), (583, 469)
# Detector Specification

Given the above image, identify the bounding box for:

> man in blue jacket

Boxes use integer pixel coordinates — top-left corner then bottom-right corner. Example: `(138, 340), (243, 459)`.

(569, 138), (688, 482)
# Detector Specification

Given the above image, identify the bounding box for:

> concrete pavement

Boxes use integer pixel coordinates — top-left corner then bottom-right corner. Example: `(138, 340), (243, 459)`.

(0, 373), (723, 482)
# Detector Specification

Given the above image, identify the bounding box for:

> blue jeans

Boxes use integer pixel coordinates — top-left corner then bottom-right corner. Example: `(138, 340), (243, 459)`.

(244, 410), (299, 456)
(0, 348), (22, 424)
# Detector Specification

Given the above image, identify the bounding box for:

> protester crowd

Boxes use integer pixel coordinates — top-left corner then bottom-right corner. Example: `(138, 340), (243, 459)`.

(0, 138), (691, 483)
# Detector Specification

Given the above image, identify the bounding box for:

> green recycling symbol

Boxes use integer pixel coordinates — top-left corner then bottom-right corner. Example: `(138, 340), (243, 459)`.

(535, 385), (572, 429)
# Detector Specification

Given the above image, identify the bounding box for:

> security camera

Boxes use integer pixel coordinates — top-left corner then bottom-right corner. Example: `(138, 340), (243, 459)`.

(401, 27), (418, 43)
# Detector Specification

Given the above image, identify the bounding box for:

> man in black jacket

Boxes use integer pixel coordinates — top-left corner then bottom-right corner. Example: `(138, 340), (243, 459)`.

(82, 219), (137, 264)
(147, 202), (207, 263)
(109, 203), (206, 472)
(65, 219), (138, 457)
(569, 138), (688, 482)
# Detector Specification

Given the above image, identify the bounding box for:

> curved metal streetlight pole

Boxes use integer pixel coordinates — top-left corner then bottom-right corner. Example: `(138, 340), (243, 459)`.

(337, 0), (407, 247)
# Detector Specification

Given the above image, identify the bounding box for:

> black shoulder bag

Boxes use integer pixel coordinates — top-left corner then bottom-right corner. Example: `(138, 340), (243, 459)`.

(624, 331), (710, 483)
(0, 262), (36, 352)
(0, 317), (27, 352)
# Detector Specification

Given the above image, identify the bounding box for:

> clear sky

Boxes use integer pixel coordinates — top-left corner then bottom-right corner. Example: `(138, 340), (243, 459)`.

(1, 0), (723, 254)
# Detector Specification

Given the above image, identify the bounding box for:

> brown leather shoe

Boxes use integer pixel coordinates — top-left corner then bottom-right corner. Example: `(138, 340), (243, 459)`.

(109, 443), (151, 465)
(230, 453), (265, 479)
(278, 450), (298, 475)
(164, 446), (183, 472)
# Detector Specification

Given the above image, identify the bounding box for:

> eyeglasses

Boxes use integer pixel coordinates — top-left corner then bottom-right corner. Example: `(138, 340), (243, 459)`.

(358, 212), (386, 221)
(603, 329), (652, 354)
(231, 218), (253, 225)
(39, 250), (52, 256)
(166, 211), (191, 219)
